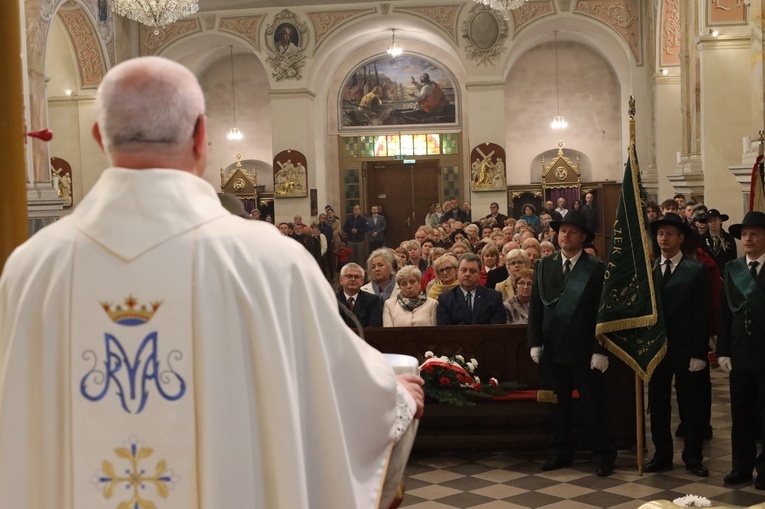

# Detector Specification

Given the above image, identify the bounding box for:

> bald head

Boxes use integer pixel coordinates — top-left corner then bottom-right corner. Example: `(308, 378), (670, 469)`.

(94, 57), (207, 172)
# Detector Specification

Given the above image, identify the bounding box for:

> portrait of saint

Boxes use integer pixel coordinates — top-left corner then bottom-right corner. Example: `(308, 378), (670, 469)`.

(274, 23), (299, 58)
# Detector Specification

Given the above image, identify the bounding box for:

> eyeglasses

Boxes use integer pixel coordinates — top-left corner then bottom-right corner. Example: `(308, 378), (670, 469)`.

(437, 266), (456, 274)
(342, 274), (363, 280)
(516, 281), (533, 287)
(508, 260), (526, 266)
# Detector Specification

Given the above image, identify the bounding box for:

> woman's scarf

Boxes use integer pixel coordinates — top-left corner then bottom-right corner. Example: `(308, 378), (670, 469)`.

(397, 291), (428, 312)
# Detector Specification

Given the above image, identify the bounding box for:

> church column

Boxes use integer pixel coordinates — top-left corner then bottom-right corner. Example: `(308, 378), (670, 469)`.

(0, 0), (28, 271)
(270, 88), (316, 223)
(652, 72), (682, 201)
(465, 81), (507, 218)
(697, 33), (752, 220)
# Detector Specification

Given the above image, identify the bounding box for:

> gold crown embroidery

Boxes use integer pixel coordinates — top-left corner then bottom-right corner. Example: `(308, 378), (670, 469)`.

(101, 295), (162, 326)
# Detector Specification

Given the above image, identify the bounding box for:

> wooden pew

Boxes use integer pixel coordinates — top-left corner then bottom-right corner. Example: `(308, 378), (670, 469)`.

(365, 325), (637, 451)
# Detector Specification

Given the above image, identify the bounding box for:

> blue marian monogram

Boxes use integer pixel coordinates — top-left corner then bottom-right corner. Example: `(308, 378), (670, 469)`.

(80, 332), (186, 414)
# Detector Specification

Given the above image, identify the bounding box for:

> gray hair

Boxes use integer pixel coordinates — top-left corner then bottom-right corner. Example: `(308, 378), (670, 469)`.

(505, 249), (530, 268)
(96, 56), (205, 155)
(340, 263), (365, 278)
(367, 248), (396, 273)
(395, 265), (422, 283)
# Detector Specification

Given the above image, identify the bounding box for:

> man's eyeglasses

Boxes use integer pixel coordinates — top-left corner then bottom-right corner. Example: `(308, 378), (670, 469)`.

(342, 274), (363, 280)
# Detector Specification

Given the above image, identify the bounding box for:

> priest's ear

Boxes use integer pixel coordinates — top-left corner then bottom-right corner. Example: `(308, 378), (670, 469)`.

(191, 114), (208, 176)
(92, 122), (105, 153)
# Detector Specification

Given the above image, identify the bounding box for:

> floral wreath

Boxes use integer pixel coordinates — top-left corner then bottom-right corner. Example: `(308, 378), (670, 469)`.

(419, 351), (523, 406)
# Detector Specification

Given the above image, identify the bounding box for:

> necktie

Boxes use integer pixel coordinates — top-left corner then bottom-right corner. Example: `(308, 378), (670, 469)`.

(347, 297), (355, 311)
(750, 261), (759, 280)
(465, 292), (473, 311)
(562, 259), (571, 285)
(663, 260), (672, 284)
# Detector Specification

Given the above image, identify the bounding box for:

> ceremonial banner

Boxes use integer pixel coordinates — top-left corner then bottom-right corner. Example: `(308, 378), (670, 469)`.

(596, 141), (666, 382)
(749, 153), (765, 213)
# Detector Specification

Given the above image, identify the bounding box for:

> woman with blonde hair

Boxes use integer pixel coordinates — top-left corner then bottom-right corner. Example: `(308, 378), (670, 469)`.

(480, 243), (501, 286)
(495, 249), (530, 301)
(427, 254), (459, 300)
(383, 266), (438, 327)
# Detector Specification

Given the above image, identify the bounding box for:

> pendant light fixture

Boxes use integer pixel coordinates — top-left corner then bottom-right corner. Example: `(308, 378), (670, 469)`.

(551, 31), (567, 130)
(386, 29), (402, 57)
(226, 45), (243, 141)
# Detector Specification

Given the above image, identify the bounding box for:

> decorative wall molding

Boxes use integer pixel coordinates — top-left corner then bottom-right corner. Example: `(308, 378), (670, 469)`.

(511, 1), (555, 36)
(265, 10), (309, 81)
(708, 0), (747, 26)
(461, 5), (508, 67)
(558, 0), (572, 11)
(575, 0), (642, 63)
(393, 5), (462, 43)
(219, 15), (264, 50)
(308, 9), (375, 47)
(660, 0), (680, 66)
(139, 19), (201, 56)
(59, 7), (107, 87)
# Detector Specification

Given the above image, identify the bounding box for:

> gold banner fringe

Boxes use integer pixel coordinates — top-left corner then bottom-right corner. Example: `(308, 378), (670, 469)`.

(598, 333), (667, 384)
(536, 390), (558, 403)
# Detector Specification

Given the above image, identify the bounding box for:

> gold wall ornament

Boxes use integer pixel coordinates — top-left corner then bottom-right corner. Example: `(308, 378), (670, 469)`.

(273, 149), (308, 198)
(51, 167), (73, 207)
(265, 10), (309, 81)
(470, 142), (507, 191)
(461, 4), (508, 67)
(220, 152), (259, 199)
(541, 141), (581, 190)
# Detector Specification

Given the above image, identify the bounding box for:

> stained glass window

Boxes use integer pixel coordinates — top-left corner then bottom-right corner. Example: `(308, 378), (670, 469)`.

(374, 136), (388, 157)
(413, 134), (427, 155)
(400, 135), (414, 156)
(386, 135), (400, 157)
(426, 134), (441, 155)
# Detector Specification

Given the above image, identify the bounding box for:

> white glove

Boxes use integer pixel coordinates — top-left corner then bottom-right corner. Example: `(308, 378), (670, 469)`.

(688, 358), (707, 372)
(590, 353), (609, 373)
(718, 356), (732, 373)
(530, 346), (543, 364)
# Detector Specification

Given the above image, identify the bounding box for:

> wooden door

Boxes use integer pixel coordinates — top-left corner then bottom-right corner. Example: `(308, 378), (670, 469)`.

(364, 160), (440, 247)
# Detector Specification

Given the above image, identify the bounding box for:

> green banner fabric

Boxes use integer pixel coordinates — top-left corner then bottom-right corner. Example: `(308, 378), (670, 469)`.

(596, 141), (666, 383)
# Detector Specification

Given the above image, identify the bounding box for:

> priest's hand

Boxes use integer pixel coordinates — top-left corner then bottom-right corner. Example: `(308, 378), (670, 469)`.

(590, 353), (609, 373)
(530, 346), (543, 364)
(397, 374), (425, 419)
(688, 358), (707, 372)
(718, 356), (732, 373)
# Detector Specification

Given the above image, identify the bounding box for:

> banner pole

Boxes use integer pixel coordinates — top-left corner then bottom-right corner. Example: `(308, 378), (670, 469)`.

(635, 373), (644, 475)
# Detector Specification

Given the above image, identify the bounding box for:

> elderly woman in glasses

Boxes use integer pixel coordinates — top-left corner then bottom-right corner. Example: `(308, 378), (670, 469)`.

(361, 248), (400, 303)
(383, 266), (438, 327)
(495, 249), (530, 302)
(426, 253), (460, 300)
(505, 268), (534, 324)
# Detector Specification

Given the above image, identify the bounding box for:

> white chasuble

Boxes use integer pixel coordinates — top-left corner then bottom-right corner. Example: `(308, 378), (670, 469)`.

(71, 232), (197, 509)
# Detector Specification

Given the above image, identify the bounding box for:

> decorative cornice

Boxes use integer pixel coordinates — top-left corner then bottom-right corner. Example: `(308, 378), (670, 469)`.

(59, 7), (107, 88)
(308, 9), (375, 47)
(558, 0), (572, 11)
(393, 5), (462, 42)
(511, 1), (555, 36)
(139, 19), (201, 56)
(219, 15), (264, 50)
(575, 0), (642, 63)
(465, 80), (506, 90)
(269, 88), (317, 98)
(696, 33), (752, 51)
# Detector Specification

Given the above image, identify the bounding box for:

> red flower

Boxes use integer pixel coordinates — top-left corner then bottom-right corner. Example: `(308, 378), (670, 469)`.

(456, 374), (465, 383)
(439, 377), (451, 386)
(489, 378), (498, 387)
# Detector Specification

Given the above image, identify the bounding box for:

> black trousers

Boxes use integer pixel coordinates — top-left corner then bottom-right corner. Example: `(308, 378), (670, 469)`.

(729, 369), (765, 474)
(550, 361), (616, 463)
(648, 360), (705, 465)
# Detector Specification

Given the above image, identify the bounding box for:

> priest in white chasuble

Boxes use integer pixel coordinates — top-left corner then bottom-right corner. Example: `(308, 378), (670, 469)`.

(0, 56), (423, 509)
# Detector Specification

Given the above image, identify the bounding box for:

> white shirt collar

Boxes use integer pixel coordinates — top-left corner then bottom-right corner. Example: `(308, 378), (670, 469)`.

(745, 252), (765, 273)
(562, 249), (583, 269)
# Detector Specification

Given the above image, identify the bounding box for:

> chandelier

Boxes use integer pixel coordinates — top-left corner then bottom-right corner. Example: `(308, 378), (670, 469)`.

(472, 0), (527, 19)
(226, 46), (243, 141)
(387, 29), (402, 58)
(112, 0), (199, 34)
(551, 31), (567, 130)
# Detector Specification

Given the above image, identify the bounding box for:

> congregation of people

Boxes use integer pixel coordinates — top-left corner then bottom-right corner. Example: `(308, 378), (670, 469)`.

(241, 188), (765, 487)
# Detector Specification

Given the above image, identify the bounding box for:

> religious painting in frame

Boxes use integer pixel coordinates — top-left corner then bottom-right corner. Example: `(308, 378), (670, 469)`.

(339, 54), (459, 130)
(273, 149), (308, 198)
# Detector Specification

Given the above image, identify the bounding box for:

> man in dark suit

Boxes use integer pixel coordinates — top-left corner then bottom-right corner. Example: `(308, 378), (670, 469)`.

(528, 210), (616, 476)
(582, 192), (598, 232)
(367, 205), (386, 250)
(336, 263), (382, 329)
(718, 211), (765, 489)
(643, 213), (711, 477)
(442, 197), (468, 223)
(437, 253), (505, 325)
(343, 205), (369, 266)
(484, 202), (507, 226)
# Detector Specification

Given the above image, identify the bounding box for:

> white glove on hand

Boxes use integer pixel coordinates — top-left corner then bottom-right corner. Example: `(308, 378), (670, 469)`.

(590, 353), (609, 373)
(530, 346), (543, 364)
(688, 358), (707, 372)
(718, 356), (732, 373)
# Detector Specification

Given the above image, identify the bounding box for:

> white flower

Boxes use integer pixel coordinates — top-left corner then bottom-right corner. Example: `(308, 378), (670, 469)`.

(473, 376), (481, 384)
(470, 358), (478, 367)
(672, 495), (711, 507)
(455, 354), (465, 363)
(424, 351), (434, 359)
(439, 355), (449, 362)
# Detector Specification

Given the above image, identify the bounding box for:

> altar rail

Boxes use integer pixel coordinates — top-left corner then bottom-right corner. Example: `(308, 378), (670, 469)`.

(364, 325), (638, 451)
